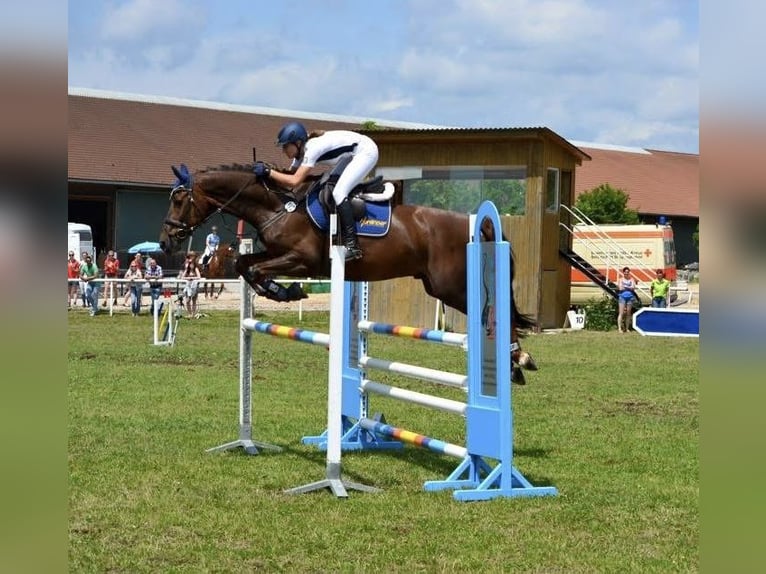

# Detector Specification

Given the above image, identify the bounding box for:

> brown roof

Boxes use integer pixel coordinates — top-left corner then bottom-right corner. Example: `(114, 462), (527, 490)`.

(69, 91), (696, 219)
(68, 93), (380, 187)
(574, 145), (699, 217)
(68, 91), (587, 187)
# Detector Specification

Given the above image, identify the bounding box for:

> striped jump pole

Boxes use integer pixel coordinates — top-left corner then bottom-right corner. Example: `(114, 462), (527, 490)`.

(358, 418), (467, 459)
(357, 320), (467, 348)
(242, 319), (330, 347)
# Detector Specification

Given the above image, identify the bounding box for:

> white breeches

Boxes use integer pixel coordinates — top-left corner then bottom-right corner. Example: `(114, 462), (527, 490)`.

(331, 136), (379, 205)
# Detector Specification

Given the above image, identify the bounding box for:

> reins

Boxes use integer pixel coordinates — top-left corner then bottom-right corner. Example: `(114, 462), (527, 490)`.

(165, 170), (305, 239)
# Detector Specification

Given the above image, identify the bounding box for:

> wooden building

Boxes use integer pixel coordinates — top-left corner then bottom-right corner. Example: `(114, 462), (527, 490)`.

(362, 128), (589, 330)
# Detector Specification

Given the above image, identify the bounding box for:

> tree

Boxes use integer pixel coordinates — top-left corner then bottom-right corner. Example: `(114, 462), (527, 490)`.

(575, 183), (640, 224)
(692, 223), (699, 249)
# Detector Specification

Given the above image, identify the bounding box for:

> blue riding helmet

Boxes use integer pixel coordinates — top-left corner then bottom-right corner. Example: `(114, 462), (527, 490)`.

(276, 121), (308, 146)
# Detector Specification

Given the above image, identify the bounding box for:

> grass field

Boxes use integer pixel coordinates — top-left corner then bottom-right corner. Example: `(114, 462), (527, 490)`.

(69, 309), (698, 572)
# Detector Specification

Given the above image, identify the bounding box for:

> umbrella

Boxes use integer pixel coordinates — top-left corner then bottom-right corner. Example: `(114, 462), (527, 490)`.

(128, 241), (163, 254)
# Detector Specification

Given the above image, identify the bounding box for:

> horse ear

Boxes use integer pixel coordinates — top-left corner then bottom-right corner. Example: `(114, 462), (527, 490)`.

(171, 165), (183, 180)
(179, 163), (190, 180)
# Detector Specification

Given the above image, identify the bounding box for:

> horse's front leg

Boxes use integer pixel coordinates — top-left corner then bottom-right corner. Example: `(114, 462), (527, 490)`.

(235, 252), (316, 302)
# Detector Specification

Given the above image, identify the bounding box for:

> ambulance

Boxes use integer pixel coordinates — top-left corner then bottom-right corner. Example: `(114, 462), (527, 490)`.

(569, 223), (676, 304)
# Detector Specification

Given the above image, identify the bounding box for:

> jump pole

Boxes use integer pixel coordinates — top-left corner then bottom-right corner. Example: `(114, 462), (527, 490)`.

(207, 238), (281, 456)
(285, 215), (379, 498)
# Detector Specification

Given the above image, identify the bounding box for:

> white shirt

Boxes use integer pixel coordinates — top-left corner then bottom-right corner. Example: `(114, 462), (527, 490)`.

(290, 130), (372, 170)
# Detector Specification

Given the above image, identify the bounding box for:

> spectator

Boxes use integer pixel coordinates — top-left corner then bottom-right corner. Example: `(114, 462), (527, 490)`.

(80, 254), (100, 316)
(202, 225), (220, 268)
(101, 250), (120, 307)
(144, 258), (164, 315)
(616, 266), (638, 333)
(79, 251), (90, 308)
(650, 269), (671, 308)
(124, 259), (144, 316)
(123, 253), (144, 306)
(180, 252), (202, 318)
(67, 251), (81, 308)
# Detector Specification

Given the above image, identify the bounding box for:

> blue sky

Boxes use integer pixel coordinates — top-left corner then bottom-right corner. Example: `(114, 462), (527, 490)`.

(68, 0), (699, 153)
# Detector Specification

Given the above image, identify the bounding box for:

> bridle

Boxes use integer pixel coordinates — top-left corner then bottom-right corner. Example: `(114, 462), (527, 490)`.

(163, 175), (255, 240)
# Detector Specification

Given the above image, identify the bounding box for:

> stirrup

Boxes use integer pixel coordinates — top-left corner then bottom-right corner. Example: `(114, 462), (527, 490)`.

(344, 245), (363, 260)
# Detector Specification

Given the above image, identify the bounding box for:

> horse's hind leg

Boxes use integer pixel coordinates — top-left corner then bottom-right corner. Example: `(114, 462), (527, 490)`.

(518, 351), (537, 371)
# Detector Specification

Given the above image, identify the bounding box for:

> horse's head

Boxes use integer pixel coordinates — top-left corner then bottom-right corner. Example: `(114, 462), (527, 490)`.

(159, 163), (281, 254)
(159, 164), (208, 254)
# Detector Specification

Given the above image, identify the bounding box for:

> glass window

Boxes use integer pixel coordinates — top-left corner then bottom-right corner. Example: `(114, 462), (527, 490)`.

(546, 168), (559, 213)
(402, 167), (527, 214)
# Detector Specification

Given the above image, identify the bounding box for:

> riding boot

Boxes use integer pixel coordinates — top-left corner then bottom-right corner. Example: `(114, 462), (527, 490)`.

(336, 198), (363, 260)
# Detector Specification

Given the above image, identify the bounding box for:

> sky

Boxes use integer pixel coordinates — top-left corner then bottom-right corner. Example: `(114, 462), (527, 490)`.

(67, 0), (699, 153)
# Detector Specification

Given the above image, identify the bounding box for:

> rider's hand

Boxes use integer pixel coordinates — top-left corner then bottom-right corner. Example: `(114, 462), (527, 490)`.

(253, 162), (270, 178)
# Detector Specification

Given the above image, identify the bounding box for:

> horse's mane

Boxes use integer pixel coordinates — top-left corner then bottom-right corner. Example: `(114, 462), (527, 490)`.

(197, 162), (322, 186)
(198, 162), (283, 174)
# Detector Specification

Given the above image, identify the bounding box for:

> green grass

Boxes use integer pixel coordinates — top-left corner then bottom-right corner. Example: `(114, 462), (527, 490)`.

(69, 310), (698, 572)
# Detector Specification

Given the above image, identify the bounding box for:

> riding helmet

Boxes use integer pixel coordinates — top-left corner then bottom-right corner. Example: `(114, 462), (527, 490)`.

(276, 121), (308, 146)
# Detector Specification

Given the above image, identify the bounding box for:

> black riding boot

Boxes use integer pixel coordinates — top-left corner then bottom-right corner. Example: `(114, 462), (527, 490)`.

(336, 199), (363, 260)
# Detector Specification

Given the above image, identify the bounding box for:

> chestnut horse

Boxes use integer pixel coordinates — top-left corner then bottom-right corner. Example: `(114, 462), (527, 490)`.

(201, 243), (237, 299)
(159, 163), (538, 383)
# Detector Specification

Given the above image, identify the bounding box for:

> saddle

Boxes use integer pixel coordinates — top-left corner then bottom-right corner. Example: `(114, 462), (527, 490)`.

(309, 154), (388, 218)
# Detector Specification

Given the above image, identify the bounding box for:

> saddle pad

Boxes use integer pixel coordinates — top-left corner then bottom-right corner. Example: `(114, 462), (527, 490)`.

(306, 189), (391, 237)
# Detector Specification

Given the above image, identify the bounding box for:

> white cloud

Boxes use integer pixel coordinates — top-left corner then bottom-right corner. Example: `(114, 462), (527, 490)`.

(101, 0), (198, 42)
(68, 0), (699, 152)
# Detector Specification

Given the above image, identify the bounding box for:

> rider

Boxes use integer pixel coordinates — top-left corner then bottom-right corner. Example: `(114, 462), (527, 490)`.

(253, 121), (379, 260)
(202, 225), (220, 268)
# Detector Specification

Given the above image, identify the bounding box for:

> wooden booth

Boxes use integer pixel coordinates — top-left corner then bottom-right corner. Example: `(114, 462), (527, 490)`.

(363, 128), (589, 331)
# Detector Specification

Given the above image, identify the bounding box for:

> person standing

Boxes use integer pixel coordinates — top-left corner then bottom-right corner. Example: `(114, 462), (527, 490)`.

(254, 122), (379, 260)
(67, 251), (81, 308)
(616, 267), (638, 333)
(123, 260), (144, 316)
(80, 254), (100, 316)
(102, 250), (120, 307)
(650, 269), (671, 308)
(144, 258), (164, 315)
(123, 253), (144, 306)
(202, 226), (220, 268)
(180, 252), (202, 318)
(79, 251), (90, 308)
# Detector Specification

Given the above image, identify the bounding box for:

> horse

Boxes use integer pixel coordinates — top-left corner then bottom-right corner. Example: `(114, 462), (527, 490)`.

(201, 243), (237, 299)
(159, 163), (538, 383)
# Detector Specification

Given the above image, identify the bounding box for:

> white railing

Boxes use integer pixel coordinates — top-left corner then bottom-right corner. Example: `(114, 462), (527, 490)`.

(559, 204), (653, 301)
(67, 277), (331, 319)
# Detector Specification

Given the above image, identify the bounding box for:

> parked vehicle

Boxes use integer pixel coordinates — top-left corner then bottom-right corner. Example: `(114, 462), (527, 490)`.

(68, 222), (95, 259)
(570, 223), (677, 304)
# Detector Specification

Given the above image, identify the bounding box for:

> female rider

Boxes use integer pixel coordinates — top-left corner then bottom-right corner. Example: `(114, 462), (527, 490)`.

(253, 121), (379, 261)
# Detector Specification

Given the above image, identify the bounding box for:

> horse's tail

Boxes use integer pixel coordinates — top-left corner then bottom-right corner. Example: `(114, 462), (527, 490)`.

(480, 219), (536, 333)
(509, 247), (536, 332)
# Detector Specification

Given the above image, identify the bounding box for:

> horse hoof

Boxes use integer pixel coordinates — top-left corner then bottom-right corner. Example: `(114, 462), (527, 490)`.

(511, 365), (526, 385)
(518, 351), (538, 371)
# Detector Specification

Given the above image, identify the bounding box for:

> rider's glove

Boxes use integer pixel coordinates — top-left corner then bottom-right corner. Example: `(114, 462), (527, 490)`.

(253, 162), (270, 178)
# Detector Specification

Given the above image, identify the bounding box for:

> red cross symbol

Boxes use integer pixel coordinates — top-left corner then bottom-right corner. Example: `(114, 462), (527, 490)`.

(644, 248), (652, 257)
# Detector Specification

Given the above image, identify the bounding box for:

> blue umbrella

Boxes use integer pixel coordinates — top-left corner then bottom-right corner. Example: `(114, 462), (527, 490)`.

(128, 241), (163, 254)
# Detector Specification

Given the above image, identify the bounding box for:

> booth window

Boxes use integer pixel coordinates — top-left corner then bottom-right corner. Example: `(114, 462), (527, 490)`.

(546, 168), (560, 213)
(401, 167), (527, 215)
